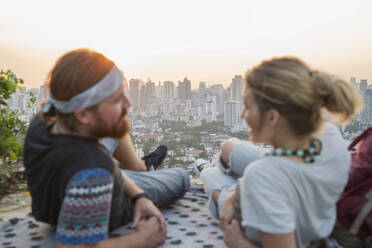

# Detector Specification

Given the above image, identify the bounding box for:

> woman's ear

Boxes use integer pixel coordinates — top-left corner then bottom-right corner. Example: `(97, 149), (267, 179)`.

(267, 109), (280, 126)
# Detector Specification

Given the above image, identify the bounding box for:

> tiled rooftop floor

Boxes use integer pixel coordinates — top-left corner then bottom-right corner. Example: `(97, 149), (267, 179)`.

(0, 185), (227, 248)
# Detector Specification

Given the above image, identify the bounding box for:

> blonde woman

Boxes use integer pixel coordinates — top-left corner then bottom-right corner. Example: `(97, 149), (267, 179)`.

(200, 57), (361, 248)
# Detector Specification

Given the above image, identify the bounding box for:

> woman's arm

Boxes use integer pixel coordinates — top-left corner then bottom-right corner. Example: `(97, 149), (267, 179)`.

(222, 219), (259, 248)
(260, 231), (297, 248)
(220, 190), (238, 226)
(221, 219), (296, 248)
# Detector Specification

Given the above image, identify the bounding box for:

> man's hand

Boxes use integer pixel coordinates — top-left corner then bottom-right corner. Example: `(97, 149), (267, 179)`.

(136, 217), (166, 247)
(220, 190), (237, 228)
(131, 197), (166, 231)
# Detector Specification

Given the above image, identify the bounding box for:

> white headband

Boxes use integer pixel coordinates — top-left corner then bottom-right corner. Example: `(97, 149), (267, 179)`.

(42, 65), (123, 114)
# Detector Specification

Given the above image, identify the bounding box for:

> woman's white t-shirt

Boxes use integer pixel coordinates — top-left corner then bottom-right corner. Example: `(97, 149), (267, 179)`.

(239, 122), (350, 247)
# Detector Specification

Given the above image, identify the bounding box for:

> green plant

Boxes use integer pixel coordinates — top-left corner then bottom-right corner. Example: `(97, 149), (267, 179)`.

(0, 70), (33, 186)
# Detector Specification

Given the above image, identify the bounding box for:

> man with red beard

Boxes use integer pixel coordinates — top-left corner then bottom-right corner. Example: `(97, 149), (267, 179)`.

(23, 48), (190, 247)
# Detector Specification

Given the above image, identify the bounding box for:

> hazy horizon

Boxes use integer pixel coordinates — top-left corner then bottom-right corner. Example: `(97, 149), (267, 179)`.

(1, 0), (372, 89)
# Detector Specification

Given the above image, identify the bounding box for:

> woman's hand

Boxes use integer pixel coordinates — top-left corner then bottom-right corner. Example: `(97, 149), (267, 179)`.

(220, 190), (237, 227)
(131, 197), (166, 231)
(222, 219), (257, 248)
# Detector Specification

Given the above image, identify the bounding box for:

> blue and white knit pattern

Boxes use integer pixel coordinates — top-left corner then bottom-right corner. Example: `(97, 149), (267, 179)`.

(56, 168), (113, 245)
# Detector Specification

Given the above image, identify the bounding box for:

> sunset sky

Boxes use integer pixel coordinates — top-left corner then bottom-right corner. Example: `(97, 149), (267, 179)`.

(1, 0), (371, 89)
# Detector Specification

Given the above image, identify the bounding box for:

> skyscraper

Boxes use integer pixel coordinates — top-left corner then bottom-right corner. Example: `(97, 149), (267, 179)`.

(184, 77), (191, 100)
(178, 77), (191, 101)
(360, 79), (368, 92)
(164, 81), (174, 99)
(129, 79), (141, 111)
(140, 83), (146, 107)
(360, 79), (368, 124)
(204, 93), (217, 123)
(209, 84), (224, 114)
(155, 81), (163, 99)
(224, 100), (244, 128)
(230, 75), (243, 101)
(199, 82), (206, 98)
(7, 86), (26, 111)
(145, 80), (156, 103)
(365, 88), (372, 125)
(39, 84), (47, 102)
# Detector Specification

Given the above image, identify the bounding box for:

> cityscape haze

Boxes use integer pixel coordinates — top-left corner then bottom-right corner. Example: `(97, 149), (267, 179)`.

(2, 0), (372, 168)
(1, 0), (372, 89)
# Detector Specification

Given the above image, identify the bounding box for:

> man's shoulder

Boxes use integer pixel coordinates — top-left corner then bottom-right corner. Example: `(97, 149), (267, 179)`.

(25, 114), (116, 175)
(49, 142), (116, 190)
(51, 141), (113, 167)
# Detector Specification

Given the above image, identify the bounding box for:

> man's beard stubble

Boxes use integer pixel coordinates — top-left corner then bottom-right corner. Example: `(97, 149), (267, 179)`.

(89, 108), (131, 139)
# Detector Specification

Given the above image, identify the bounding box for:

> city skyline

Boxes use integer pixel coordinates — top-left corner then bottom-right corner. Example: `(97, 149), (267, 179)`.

(1, 0), (372, 89)
(8, 75), (372, 130)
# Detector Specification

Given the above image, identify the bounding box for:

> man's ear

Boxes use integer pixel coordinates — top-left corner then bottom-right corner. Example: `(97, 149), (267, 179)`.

(267, 109), (280, 126)
(74, 108), (94, 125)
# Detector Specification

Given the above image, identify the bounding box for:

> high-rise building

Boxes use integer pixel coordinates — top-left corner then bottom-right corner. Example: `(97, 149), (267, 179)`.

(155, 81), (163, 99)
(185, 77), (191, 100)
(144, 80), (156, 103)
(360, 79), (368, 92)
(365, 88), (372, 125)
(178, 77), (191, 100)
(209, 84), (224, 114)
(129, 79), (141, 111)
(230, 75), (243, 101)
(178, 82), (185, 100)
(39, 84), (47, 102)
(204, 93), (217, 123)
(350, 77), (361, 122)
(175, 86), (179, 98)
(164, 81), (174, 99)
(224, 100), (244, 128)
(199, 82), (207, 98)
(359, 79), (368, 124)
(7, 86), (26, 111)
(178, 81), (185, 100)
(140, 83), (146, 108)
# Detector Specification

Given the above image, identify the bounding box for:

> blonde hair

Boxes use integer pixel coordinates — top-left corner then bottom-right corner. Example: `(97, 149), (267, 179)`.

(245, 56), (362, 136)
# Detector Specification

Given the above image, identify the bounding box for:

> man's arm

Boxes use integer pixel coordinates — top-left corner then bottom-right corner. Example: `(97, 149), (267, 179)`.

(113, 135), (146, 171)
(56, 169), (165, 248)
(56, 216), (165, 248)
(121, 171), (166, 230)
(56, 231), (147, 248)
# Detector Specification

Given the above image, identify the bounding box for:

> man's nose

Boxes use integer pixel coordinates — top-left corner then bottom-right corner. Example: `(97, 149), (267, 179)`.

(123, 95), (131, 108)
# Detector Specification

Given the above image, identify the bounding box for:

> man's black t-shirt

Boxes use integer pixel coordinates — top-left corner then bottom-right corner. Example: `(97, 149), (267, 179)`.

(23, 115), (131, 236)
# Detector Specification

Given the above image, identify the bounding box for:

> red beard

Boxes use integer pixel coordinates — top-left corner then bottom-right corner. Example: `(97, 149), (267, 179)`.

(89, 108), (131, 139)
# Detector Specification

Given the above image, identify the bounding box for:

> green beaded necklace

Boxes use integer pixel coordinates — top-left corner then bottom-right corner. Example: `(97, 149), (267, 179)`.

(265, 139), (321, 163)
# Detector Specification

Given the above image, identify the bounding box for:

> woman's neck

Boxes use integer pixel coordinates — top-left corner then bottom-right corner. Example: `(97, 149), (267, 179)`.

(271, 131), (313, 151)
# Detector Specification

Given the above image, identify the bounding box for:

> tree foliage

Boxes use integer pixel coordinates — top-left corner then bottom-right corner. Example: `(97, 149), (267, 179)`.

(0, 70), (35, 185)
